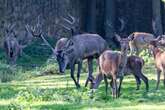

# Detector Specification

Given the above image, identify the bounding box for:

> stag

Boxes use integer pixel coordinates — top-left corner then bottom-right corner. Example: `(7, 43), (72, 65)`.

(149, 37), (165, 90)
(3, 23), (32, 64)
(28, 15), (108, 88)
(91, 34), (149, 98)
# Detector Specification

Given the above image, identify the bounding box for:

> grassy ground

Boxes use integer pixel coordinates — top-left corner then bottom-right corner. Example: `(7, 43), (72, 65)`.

(0, 42), (165, 110)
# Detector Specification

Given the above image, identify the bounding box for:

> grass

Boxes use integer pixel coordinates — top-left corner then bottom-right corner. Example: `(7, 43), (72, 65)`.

(0, 43), (165, 110)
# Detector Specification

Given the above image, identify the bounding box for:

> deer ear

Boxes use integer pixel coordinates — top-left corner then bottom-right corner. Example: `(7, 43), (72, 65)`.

(156, 35), (162, 41)
(115, 34), (121, 42)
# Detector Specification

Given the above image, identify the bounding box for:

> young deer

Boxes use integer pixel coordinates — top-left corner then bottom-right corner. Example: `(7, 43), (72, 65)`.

(149, 38), (165, 90)
(92, 34), (149, 98)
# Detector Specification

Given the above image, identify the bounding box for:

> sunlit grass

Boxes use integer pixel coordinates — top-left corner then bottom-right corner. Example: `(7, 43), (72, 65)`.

(0, 47), (165, 109)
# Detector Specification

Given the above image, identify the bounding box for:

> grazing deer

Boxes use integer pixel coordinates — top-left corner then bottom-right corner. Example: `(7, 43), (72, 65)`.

(149, 37), (165, 90)
(3, 23), (32, 64)
(28, 15), (108, 88)
(91, 34), (149, 98)
(128, 32), (155, 55)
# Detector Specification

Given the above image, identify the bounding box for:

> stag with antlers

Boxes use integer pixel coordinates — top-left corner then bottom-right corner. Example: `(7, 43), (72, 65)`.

(3, 22), (35, 65)
(27, 14), (108, 88)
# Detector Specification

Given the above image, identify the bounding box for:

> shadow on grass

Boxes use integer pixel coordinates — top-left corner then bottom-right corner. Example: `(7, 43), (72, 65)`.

(34, 103), (84, 110)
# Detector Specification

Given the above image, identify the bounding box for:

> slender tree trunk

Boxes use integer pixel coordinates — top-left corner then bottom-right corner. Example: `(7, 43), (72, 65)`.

(105, 0), (116, 47)
(85, 0), (97, 33)
(152, 0), (163, 36)
(161, 1), (165, 34)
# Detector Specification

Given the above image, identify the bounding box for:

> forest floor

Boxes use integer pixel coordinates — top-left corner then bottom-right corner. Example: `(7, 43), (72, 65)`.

(0, 41), (165, 110)
(1, 60), (165, 110)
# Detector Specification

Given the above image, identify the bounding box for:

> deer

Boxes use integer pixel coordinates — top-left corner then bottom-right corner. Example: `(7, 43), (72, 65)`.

(106, 19), (155, 56)
(128, 32), (155, 55)
(27, 15), (108, 88)
(149, 36), (165, 90)
(3, 23), (33, 64)
(91, 34), (149, 98)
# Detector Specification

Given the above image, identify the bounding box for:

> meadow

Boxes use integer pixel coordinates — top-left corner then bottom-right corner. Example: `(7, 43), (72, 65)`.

(0, 40), (165, 110)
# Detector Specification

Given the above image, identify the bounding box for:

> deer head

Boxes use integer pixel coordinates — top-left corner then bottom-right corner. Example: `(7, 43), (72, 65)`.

(115, 33), (131, 53)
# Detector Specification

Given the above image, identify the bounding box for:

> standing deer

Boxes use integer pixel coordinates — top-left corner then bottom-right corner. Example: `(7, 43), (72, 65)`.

(91, 34), (149, 98)
(128, 32), (155, 55)
(28, 15), (108, 88)
(3, 24), (20, 64)
(3, 23), (32, 64)
(149, 37), (165, 90)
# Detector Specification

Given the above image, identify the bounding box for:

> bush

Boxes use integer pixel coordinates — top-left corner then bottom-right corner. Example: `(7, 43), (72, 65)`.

(0, 64), (16, 82)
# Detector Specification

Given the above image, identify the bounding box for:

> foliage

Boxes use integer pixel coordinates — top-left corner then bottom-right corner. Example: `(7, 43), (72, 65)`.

(0, 40), (164, 110)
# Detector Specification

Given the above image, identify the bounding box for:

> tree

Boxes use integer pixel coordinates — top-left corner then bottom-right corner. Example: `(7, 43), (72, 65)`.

(152, 0), (163, 36)
(104, 0), (116, 47)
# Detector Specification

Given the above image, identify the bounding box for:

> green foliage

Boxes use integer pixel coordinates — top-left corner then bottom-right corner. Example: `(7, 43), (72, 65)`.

(0, 37), (164, 109)
(139, 50), (152, 64)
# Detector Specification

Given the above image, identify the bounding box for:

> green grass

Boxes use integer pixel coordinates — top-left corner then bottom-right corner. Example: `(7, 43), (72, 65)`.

(0, 45), (165, 110)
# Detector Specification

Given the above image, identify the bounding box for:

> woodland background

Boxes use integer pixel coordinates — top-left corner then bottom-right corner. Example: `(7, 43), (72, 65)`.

(0, 0), (164, 47)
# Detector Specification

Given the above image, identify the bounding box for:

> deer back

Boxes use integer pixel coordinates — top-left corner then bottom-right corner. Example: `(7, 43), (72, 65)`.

(129, 32), (155, 49)
(99, 50), (121, 76)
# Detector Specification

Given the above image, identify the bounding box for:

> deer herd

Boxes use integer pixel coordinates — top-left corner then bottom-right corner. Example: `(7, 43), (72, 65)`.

(2, 15), (165, 98)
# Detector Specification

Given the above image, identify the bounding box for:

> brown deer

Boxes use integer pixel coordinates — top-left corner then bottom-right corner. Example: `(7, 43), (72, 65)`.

(149, 37), (165, 90)
(106, 20), (155, 56)
(3, 23), (32, 64)
(128, 32), (155, 55)
(91, 34), (149, 98)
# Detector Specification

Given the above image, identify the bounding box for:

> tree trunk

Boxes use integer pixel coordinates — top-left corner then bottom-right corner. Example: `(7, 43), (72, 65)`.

(105, 0), (116, 47)
(152, 0), (163, 36)
(85, 0), (97, 33)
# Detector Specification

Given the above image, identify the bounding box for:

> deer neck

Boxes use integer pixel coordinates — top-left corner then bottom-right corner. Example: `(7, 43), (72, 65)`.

(120, 49), (128, 63)
(119, 49), (128, 76)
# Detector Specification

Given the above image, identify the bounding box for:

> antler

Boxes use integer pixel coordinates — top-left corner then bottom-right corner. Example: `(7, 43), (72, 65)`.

(62, 14), (76, 25)
(40, 34), (55, 53)
(60, 13), (78, 33)
(4, 23), (16, 34)
(119, 18), (125, 32)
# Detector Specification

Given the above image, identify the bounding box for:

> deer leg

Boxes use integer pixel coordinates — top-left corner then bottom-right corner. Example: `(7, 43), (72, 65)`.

(156, 69), (161, 90)
(136, 48), (140, 56)
(85, 58), (94, 87)
(111, 75), (118, 98)
(134, 75), (141, 90)
(70, 64), (80, 88)
(104, 74), (108, 96)
(112, 77), (118, 98)
(111, 79), (114, 98)
(135, 70), (148, 91)
(77, 61), (82, 85)
(163, 71), (165, 88)
(118, 76), (124, 97)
